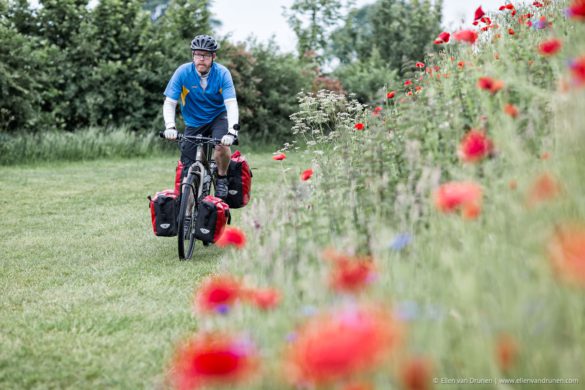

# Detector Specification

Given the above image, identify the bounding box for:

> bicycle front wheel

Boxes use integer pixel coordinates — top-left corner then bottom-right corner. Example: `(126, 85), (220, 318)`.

(177, 175), (200, 260)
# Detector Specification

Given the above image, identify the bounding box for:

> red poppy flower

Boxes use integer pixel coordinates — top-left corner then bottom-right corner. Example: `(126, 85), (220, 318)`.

(458, 130), (494, 163)
(454, 29), (478, 44)
(300, 168), (313, 181)
(508, 28), (515, 35)
(194, 275), (241, 313)
(434, 31), (451, 44)
(354, 123), (365, 130)
(477, 77), (505, 94)
(373, 106), (383, 114)
(504, 103), (519, 118)
(387, 91), (396, 99)
(538, 39), (562, 56)
(272, 153), (286, 161)
(567, 0), (585, 20)
(404, 79), (412, 86)
(400, 357), (433, 390)
(433, 181), (483, 219)
(474, 6), (485, 20)
(506, 4), (515, 10)
(243, 287), (281, 310)
(170, 332), (258, 390)
(499, 5), (506, 11)
(526, 172), (562, 207)
(533, 1), (544, 7)
(406, 91), (413, 96)
(480, 16), (492, 25)
(415, 61), (425, 68)
(495, 334), (519, 373)
(328, 254), (377, 293)
(548, 224), (585, 287)
(457, 61), (465, 69)
(569, 55), (585, 86)
(216, 227), (246, 249)
(285, 305), (402, 385)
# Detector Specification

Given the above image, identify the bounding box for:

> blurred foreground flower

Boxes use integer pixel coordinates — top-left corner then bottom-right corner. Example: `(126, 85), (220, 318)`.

(538, 39), (562, 56)
(567, 0), (585, 20)
(525, 172), (562, 208)
(354, 123), (365, 130)
(458, 130), (494, 163)
(504, 103), (519, 118)
(272, 153), (286, 161)
(477, 77), (505, 94)
(495, 334), (519, 373)
(387, 90), (396, 99)
(285, 305), (402, 385)
(194, 275), (241, 314)
(434, 31), (450, 44)
(389, 233), (412, 251)
(569, 56), (585, 86)
(474, 6), (485, 21)
(170, 332), (258, 390)
(243, 287), (281, 310)
(434, 182), (482, 219)
(548, 224), (585, 287)
(453, 29), (478, 44)
(323, 250), (377, 293)
(331, 258), (376, 293)
(300, 168), (314, 181)
(216, 227), (246, 249)
(400, 357), (434, 390)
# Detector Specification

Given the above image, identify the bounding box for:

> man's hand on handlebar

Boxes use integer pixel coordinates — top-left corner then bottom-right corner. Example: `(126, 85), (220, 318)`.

(164, 128), (178, 140)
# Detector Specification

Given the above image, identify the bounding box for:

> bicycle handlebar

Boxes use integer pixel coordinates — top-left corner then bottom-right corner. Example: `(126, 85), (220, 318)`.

(159, 131), (238, 145)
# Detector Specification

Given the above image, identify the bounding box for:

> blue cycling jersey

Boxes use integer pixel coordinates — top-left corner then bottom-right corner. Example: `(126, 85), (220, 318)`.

(164, 62), (236, 128)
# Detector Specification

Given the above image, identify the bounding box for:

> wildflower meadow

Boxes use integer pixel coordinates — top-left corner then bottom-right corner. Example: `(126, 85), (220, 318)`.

(165, 1), (585, 389)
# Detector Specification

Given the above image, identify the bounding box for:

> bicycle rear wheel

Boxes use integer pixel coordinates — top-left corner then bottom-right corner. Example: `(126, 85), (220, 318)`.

(177, 175), (200, 260)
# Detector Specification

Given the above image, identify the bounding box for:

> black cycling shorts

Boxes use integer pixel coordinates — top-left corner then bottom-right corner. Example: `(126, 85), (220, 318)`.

(180, 112), (228, 166)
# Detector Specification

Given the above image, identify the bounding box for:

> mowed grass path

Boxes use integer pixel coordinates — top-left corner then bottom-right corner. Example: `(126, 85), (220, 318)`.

(0, 149), (302, 389)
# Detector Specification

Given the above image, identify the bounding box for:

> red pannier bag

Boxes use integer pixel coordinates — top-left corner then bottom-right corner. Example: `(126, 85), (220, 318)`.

(194, 195), (230, 243)
(175, 160), (185, 195)
(226, 150), (252, 209)
(148, 189), (179, 237)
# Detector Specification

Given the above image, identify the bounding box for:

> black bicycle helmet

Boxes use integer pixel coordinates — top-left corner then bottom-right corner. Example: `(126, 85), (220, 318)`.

(190, 35), (219, 52)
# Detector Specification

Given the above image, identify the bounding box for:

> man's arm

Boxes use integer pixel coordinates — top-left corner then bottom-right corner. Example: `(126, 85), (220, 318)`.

(221, 98), (239, 146)
(163, 97), (178, 140)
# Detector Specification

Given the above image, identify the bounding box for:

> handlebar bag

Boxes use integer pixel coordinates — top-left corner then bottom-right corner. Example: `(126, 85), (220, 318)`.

(148, 189), (179, 237)
(226, 150), (252, 209)
(194, 195), (231, 243)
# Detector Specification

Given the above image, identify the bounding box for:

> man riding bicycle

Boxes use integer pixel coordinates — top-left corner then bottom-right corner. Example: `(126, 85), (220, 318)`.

(162, 34), (239, 199)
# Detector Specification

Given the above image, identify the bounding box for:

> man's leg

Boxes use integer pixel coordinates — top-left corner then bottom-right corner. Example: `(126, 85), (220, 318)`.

(209, 113), (231, 199)
(214, 145), (231, 176)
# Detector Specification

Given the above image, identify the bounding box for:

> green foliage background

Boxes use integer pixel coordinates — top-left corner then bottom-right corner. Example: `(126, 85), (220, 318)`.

(0, 0), (441, 156)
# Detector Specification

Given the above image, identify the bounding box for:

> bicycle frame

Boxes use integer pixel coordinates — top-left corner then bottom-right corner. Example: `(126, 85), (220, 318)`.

(182, 137), (218, 200)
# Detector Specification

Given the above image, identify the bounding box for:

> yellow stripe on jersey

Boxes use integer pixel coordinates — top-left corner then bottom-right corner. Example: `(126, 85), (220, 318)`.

(180, 85), (190, 106)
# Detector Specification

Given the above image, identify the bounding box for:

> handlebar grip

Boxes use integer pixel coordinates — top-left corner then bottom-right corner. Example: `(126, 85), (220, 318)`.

(159, 131), (183, 140)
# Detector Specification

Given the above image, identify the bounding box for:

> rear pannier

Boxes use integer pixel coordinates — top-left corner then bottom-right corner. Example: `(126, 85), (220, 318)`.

(194, 195), (230, 243)
(148, 189), (179, 237)
(226, 150), (252, 209)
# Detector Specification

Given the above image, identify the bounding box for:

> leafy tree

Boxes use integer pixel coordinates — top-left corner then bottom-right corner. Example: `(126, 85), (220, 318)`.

(330, 0), (442, 74)
(284, 0), (351, 61)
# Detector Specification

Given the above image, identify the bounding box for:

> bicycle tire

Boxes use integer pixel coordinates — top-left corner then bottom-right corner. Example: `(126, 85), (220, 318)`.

(177, 175), (200, 260)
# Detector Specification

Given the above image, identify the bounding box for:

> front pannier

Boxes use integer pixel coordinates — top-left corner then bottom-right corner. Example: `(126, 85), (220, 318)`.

(194, 195), (230, 243)
(149, 189), (179, 237)
(225, 150), (252, 209)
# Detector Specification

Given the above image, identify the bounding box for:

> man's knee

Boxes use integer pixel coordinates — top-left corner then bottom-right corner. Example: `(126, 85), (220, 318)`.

(215, 145), (230, 155)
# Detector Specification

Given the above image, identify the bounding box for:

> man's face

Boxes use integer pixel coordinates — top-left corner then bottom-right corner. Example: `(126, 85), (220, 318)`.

(192, 51), (215, 74)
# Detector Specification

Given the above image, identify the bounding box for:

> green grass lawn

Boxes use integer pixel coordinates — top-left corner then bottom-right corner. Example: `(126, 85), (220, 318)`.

(0, 148), (304, 389)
